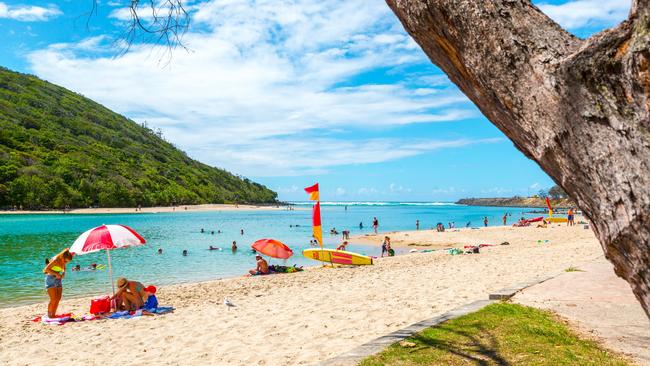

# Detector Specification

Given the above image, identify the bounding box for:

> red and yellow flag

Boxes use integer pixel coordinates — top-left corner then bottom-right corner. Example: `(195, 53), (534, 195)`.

(312, 201), (323, 247)
(304, 183), (320, 201)
(545, 197), (553, 217)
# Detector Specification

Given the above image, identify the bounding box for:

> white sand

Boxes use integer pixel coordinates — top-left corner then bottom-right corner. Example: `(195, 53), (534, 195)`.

(0, 224), (604, 365)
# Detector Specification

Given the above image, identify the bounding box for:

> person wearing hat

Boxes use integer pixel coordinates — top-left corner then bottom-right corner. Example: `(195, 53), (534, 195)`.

(142, 285), (158, 310)
(113, 277), (146, 311)
(248, 254), (269, 276)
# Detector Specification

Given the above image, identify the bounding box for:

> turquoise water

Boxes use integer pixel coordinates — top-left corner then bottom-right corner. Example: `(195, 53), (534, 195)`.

(0, 203), (540, 307)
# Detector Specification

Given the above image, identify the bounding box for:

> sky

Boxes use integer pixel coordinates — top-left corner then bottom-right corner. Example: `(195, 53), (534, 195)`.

(0, 0), (632, 202)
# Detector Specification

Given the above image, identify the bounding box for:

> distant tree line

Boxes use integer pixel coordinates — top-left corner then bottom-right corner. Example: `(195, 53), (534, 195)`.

(536, 185), (568, 200)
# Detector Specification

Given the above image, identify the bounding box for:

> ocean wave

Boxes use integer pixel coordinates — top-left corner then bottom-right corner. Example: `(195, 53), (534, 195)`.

(288, 201), (457, 206)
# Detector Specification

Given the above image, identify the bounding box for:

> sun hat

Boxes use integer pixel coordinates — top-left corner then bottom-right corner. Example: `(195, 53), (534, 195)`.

(117, 277), (128, 289)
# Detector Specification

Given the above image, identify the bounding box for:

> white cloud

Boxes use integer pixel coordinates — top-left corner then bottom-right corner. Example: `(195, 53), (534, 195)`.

(389, 183), (411, 193)
(335, 187), (346, 196)
(431, 187), (466, 195)
(537, 0), (630, 30)
(480, 187), (513, 195)
(357, 187), (380, 195)
(28, 0), (481, 176)
(0, 2), (61, 21)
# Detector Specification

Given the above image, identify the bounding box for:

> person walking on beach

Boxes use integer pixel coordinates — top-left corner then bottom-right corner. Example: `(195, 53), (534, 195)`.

(416, 220), (420, 230)
(483, 217), (488, 227)
(381, 236), (390, 257)
(43, 248), (74, 318)
(372, 217), (379, 234)
(502, 213), (507, 226)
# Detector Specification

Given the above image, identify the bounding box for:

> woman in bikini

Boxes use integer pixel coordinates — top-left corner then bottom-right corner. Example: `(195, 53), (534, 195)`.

(43, 248), (74, 318)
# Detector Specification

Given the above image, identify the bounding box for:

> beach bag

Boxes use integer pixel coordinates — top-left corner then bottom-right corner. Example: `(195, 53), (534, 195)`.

(90, 295), (111, 314)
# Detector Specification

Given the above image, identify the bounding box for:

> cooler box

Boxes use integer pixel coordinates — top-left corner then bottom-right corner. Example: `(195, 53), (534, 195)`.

(90, 295), (111, 314)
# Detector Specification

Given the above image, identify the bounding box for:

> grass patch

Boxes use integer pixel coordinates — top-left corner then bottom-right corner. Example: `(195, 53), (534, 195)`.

(565, 266), (585, 272)
(360, 303), (629, 366)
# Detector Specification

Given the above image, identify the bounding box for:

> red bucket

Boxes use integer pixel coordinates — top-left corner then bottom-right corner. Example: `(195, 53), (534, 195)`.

(90, 295), (111, 314)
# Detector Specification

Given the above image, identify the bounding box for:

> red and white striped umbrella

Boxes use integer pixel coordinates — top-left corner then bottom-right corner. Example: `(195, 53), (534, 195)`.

(70, 225), (145, 254)
(70, 225), (146, 295)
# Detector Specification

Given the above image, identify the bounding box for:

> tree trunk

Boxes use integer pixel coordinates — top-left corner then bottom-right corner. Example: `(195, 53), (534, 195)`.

(386, 0), (650, 318)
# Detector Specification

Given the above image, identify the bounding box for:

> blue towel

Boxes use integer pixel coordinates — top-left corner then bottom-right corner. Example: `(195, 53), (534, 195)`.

(151, 306), (174, 314)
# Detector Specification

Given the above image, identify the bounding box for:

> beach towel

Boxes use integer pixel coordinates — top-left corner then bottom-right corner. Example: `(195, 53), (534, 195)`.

(105, 306), (174, 319)
(37, 313), (97, 325)
(41, 313), (72, 325)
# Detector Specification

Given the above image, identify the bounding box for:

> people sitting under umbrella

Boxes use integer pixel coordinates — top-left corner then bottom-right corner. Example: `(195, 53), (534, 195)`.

(112, 277), (148, 311)
(248, 254), (269, 276)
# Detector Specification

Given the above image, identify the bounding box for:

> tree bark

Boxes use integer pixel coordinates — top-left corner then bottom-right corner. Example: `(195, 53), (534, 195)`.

(386, 0), (650, 318)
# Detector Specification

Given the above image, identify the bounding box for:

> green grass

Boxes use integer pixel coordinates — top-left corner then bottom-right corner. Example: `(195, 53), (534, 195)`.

(565, 267), (585, 272)
(360, 303), (629, 366)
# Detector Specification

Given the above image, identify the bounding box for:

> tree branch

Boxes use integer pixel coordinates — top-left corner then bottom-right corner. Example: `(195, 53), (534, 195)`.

(387, 0), (650, 318)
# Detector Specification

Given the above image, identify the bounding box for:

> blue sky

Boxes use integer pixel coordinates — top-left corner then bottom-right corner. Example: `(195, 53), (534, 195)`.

(0, 0), (631, 201)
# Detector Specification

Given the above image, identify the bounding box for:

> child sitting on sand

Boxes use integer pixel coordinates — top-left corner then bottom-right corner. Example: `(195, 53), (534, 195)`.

(143, 285), (158, 310)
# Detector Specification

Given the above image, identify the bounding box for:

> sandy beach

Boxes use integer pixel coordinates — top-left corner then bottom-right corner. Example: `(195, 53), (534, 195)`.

(0, 203), (292, 215)
(352, 219), (591, 250)
(0, 224), (606, 366)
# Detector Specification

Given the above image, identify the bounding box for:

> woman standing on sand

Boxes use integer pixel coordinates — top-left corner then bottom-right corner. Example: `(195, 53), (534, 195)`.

(43, 248), (74, 318)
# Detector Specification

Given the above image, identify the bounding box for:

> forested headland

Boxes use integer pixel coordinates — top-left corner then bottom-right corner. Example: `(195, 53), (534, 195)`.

(0, 67), (277, 209)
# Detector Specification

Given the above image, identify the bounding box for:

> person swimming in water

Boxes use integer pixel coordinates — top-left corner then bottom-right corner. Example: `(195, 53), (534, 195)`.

(232, 241), (237, 252)
(182, 250), (188, 256)
(209, 246), (221, 251)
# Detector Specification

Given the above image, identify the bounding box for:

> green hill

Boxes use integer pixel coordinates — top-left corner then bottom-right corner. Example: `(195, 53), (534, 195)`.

(0, 67), (277, 209)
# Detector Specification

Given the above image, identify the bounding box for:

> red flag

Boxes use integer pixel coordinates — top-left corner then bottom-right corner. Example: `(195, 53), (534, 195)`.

(545, 197), (553, 217)
(304, 183), (320, 201)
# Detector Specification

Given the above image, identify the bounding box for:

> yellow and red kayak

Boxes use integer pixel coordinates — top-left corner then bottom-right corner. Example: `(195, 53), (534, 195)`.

(303, 248), (373, 265)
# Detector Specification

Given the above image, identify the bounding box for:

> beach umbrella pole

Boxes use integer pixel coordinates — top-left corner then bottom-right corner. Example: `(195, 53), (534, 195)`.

(106, 249), (115, 296)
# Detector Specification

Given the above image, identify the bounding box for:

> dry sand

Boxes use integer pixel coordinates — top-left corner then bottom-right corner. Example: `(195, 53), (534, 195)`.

(0, 203), (292, 215)
(0, 224), (605, 366)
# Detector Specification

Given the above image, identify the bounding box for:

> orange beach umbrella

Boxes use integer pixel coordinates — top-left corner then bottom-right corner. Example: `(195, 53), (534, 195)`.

(251, 239), (293, 259)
